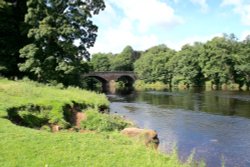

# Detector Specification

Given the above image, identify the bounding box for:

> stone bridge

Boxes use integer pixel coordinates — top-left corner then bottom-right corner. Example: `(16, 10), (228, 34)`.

(83, 71), (137, 93)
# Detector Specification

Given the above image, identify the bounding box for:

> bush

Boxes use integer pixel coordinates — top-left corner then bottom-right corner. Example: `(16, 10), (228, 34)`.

(81, 109), (132, 132)
(134, 80), (168, 91)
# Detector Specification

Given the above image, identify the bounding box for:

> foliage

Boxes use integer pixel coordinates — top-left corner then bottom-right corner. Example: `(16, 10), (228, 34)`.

(235, 35), (250, 89)
(0, 0), (28, 78)
(81, 109), (132, 132)
(134, 80), (169, 91)
(0, 0), (105, 87)
(81, 77), (103, 92)
(91, 53), (112, 71)
(132, 33), (250, 90)
(13, 105), (51, 128)
(200, 34), (239, 87)
(110, 46), (136, 71)
(172, 43), (205, 87)
(134, 44), (175, 85)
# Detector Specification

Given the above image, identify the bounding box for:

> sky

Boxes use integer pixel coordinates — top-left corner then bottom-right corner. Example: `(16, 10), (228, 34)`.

(89, 0), (250, 54)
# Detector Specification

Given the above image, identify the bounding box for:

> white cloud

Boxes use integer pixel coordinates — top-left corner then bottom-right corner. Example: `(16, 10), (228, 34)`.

(190, 0), (209, 12)
(240, 30), (250, 40)
(108, 0), (183, 32)
(221, 0), (250, 26)
(90, 0), (183, 53)
(90, 18), (159, 53)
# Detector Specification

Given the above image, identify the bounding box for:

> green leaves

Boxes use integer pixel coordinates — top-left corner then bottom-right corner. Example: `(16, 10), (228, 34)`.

(172, 43), (205, 87)
(81, 109), (131, 132)
(0, 0), (28, 77)
(110, 46), (135, 71)
(91, 53), (112, 71)
(133, 34), (250, 89)
(200, 35), (239, 86)
(134, 45), (175, 84)
(18, 0), (105, 85)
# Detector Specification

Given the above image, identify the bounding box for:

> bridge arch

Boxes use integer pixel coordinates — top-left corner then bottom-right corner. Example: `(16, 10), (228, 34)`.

(117, 75), (135, 87)
(82, 71), (137, 93)
(85, 76), (109, 93)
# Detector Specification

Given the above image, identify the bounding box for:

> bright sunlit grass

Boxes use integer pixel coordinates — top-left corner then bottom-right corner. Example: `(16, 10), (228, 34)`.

(0, 78), (205, 167)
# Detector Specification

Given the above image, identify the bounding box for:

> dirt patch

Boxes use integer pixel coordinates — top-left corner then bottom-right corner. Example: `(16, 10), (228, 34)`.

(75, 112), (86, 127)
(63, 102), (88, 128)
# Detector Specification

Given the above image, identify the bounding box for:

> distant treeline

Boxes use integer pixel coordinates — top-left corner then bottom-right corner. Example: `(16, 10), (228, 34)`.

(90, 34), (250, 90)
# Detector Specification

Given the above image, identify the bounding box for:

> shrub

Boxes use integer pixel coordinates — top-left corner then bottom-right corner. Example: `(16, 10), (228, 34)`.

(134, 80), (168, 91)
(81, 109), (132, 132)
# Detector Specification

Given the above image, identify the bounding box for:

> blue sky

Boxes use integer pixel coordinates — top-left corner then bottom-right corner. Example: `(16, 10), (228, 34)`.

(90, 0), (250, 53)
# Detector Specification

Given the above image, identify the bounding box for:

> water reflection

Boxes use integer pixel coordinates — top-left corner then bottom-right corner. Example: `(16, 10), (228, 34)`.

(129, 90), (250, 118)
(109, 90), (250, 167)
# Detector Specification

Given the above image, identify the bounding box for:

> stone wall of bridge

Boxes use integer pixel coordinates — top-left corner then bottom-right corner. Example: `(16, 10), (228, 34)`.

(82, 71), (137, 93)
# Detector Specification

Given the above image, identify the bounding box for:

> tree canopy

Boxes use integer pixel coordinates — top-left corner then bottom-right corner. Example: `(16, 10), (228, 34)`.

(89, 33), (250, 90)
(0, 0), (105, 86)
(110, 46), (136, 71)
(19, 0), (105, 85)
(134, 45), (175, 84)
(91, 53), (112, 71)
(0, 0), (28, 77)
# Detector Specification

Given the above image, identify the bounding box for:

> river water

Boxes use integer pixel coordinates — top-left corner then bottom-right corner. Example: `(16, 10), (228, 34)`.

(108, 89), (250, 167)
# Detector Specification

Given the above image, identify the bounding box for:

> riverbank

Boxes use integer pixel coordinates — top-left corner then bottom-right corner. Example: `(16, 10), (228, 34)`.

(134, 80), (249, 91)
(0, 78), (203, 167)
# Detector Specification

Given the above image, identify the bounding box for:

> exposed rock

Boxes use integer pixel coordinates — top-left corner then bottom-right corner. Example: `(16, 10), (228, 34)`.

(121, 127), (159, 149)
(51, 124), (60, 132)
(75, 112), (86, 128)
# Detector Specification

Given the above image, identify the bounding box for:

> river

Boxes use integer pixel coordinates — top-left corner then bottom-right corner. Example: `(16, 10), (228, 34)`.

(108, 89), (250, 167)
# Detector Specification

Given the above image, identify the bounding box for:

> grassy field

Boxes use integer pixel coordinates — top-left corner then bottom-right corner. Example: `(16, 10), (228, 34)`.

(0, 78), (204, 167)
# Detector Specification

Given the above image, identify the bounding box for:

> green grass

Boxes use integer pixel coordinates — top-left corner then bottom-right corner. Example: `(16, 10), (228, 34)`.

(0, 78), (109, 127)
(0, 78), (205, 167)
(80, 108), (132, 132)
(0, 118), (204, 167)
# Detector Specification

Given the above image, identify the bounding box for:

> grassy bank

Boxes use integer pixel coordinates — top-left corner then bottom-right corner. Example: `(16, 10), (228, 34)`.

(0, 78), (204, 167)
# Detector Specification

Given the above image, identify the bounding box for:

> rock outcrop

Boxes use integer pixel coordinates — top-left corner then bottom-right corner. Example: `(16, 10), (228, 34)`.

(51, 124), (60, 132)
(121, 127), (159, 149)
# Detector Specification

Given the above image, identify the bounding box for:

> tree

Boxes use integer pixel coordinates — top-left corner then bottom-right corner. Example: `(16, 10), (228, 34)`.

(200, 34), (239, 87)
(172, 43), (205, 87)
(91, 53), (112, 71)
(19, 0), (105, 85)
(236, 35), (250, 89)
(110, 46), (135, 71)
(134, 44), (175, 84)
(0, 0), (29, 78)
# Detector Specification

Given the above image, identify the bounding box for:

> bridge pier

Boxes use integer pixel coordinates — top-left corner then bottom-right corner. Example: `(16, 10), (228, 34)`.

(107, 80), (116, 94)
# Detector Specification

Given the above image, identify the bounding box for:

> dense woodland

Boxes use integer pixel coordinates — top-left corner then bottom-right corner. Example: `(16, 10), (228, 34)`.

(91, 34), (250, 90)
(1, 1), (250, 90)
